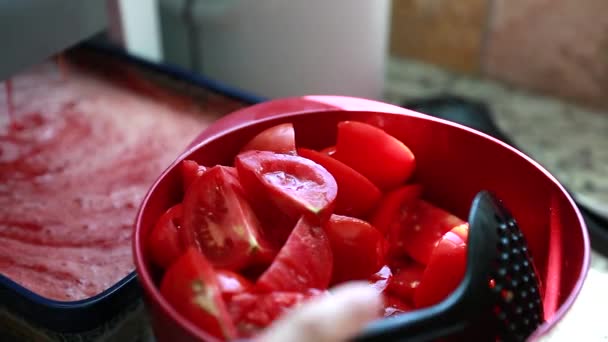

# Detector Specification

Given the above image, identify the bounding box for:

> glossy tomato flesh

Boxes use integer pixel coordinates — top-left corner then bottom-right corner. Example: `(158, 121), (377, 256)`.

(256, 216), (333, 292)
(414, 224), (468, 308)
(383, 294), (414, 317)
(324, 215), (387, 284)
(160, 248), (236, 340)
(181, 165), (274, 271)
(241, 123), (296, 155)
(298, 148), (381, 218)
(333, 121), (416, 190)
(147, 203), (184, 269)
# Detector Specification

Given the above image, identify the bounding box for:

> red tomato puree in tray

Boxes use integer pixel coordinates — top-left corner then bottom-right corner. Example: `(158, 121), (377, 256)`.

(0, 50), (248, 302)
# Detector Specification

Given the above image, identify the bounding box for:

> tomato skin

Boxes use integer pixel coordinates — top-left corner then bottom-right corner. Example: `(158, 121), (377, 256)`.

(333, 121), (416, 190)
(396, 199), (466, 265)
(181, 165), (275, 271)
(386, 262), (425, 303)
(256, 216), (333, 292)
(228, 291), (318, 338)
(217, 270), (253, 300)
(147, 204), (184, 269)
(370, 184), (422, 237)
(414, 224), (468, 309)
(297, 148), (381, 218)
(320, 145), (336, 156)
(181, 160), (207, 193)
(324, 215), (387, 285)
(160, 248), (237, 340)
(241, 123), (297, 155)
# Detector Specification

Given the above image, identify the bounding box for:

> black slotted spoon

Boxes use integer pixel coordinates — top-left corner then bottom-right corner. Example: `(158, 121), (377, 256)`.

(354, 191), (544, 342)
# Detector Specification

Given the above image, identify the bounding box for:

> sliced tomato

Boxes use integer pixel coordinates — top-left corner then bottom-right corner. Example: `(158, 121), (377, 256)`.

(181, 160), (207, 193)
(228, 291), (318, 338)
(298, 148), (381, 218)
(181, 165), (275, 271)
(324, 215), (387, 284)
(370, 184), (422, 237)
(383, 294), (414, 318)
(369, 265), (392, 294)
(147, 203), (184, 269)
(235, 150), (338, 223)
(386, 262), (425, 303)
(414, 224), (468, 309)
(217, 270), (253, 300)
(396, 199), (466, 265)
(256, 216), (333, 292)
(333, 121), (416, 190)
(241, 123), (296, 155)
(160, 248), (236, 340)
(320, 145), (336, 156)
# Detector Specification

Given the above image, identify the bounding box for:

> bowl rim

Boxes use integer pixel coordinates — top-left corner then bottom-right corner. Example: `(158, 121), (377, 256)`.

(132, 96), (590, 341)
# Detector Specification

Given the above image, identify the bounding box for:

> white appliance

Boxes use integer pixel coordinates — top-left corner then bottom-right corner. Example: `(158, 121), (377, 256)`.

(159, 0), (391, 100)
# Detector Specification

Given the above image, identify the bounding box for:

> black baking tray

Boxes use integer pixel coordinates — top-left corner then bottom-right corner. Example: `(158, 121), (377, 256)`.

(0, 40), (264, 338)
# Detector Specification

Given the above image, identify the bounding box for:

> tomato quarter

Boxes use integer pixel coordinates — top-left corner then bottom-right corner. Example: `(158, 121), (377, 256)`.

(147, 203), (184, 269)
(160, 248), (236, 340)
(257, 216), (333, 292)
(386, 261), (425, 304)
(241, 123), (296, 155)
(371, 184), (422, 237)
(396, 199), (466, 265)
(333, 121), (415, 190)
(235, 150), (338, 223)
(414, 224), (468, 309)
(181, 165), (274, 271)
(324, 215), (387, 284)
(298, 148), (381, 218)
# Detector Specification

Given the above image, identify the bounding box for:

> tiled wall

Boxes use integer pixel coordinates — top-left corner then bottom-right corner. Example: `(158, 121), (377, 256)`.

(390, 0), (608, 109)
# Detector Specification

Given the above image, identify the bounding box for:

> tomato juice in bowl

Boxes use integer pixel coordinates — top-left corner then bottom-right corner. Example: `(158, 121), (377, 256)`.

(133, 96), (589, 341)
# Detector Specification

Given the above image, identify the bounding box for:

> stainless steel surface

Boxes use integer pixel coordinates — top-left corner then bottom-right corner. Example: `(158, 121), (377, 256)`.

(0, 0), (108, 80)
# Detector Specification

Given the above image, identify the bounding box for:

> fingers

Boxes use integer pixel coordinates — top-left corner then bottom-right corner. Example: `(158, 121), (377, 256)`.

(257, 282), (383, 342)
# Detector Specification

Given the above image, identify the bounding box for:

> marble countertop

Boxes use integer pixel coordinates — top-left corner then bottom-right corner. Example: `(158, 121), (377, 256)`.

(384, 57), (608, 340)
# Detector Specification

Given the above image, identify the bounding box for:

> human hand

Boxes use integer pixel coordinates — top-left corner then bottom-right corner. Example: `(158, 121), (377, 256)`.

(256, 282), (383, 342)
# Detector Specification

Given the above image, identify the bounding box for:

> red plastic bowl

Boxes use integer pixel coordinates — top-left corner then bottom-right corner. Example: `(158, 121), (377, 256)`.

(133, 96), (589, 342)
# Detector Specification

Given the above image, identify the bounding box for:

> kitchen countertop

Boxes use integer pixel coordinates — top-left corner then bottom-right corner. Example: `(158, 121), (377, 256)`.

(384, 57), (608, 340)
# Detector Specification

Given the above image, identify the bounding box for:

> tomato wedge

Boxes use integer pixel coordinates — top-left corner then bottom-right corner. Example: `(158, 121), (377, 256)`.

(235, 150), (338, 222)
(396, 199), (466, 265)
(414, 224), (468, 308)
(333, 121), (416, 190)
(298, 148), (381, 218)
(228, 291), (318, 338)
(324, 215), (387, 284)
(181, 165), (274, 271)
(217, 270), (253, 300)
(386, 262), (425, 303)
(147, 203), (184, 269)
(160, 248), (236, 340)
(370, 184), (422, 237)
(257, 216), (332, 292)
(241, 123), (296, 155)
(181, 160), (207, 193)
